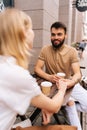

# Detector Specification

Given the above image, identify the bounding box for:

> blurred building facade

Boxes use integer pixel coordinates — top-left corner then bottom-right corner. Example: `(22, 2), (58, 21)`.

(3, 0), (86, 73)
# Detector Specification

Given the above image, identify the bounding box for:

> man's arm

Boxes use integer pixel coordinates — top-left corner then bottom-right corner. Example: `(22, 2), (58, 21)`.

(71, 62), (82, 83)
(65, 62), (82, 89)
(34, 59), (59, 83)
(34, 59), (48, 79)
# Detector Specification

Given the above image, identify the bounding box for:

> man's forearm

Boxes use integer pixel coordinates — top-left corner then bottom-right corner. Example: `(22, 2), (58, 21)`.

(34, 68), (50, 80)
(67, 72), (82, 89)
(71, 72), (82, 85)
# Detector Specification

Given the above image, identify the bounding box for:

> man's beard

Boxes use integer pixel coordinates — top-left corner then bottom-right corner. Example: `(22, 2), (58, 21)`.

(51, 38), (65, 49)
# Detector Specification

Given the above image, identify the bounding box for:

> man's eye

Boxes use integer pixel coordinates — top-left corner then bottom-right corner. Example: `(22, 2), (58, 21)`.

(51, 33), (62, 36)
(51, 33), (55, 36)
(58, 33), (62, 36)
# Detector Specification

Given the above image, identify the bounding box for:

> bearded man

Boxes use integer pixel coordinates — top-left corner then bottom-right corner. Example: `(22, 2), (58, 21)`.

(34, 22), (87, 130)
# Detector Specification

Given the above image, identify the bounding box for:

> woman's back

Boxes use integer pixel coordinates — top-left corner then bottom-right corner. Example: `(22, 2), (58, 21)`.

(0, 56), (41, 130)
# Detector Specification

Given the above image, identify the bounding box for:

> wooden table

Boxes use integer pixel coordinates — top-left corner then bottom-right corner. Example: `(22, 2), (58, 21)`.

(18, 74), (70, 125)
(29, 74), (71, 125)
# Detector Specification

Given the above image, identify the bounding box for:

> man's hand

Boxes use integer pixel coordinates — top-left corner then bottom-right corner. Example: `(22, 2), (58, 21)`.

(48, 74), (62, 83)
(64, 79), (76, 89)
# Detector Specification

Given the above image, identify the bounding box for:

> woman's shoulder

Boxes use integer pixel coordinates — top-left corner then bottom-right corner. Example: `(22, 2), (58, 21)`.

(0, 56), (31, 82)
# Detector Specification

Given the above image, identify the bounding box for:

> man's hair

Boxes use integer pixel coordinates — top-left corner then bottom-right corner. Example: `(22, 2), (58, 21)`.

(50, 21), (67, 34)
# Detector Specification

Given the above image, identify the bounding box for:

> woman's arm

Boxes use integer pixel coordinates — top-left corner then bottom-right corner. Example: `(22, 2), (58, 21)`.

(31, 80), (67, 113)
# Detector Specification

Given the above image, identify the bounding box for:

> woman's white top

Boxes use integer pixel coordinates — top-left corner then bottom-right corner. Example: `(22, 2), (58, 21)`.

(0, 56), (42, 130)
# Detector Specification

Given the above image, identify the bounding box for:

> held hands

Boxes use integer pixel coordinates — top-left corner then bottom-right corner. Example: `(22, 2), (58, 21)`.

(48, 74), (72, 89)
(56, 79), (67, 92)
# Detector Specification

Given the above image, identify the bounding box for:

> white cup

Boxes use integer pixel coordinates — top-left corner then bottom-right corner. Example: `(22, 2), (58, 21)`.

(57, 72), (66, 78)
(41, 81), (52, 96)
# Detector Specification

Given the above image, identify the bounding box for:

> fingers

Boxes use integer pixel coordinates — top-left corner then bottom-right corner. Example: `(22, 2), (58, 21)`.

(56, 79), (67, 90)
(50, 75), (61, 83)
(42, 110), (52, 125)
(59, 79), (67, 87)
(42, 115), (50, 125)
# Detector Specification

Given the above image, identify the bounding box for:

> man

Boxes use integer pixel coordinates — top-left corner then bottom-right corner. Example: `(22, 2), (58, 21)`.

(34, 22), (87, 130)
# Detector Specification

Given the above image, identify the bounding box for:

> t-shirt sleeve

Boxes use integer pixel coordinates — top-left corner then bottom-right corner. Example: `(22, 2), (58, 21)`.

(70, 48), (79, 63)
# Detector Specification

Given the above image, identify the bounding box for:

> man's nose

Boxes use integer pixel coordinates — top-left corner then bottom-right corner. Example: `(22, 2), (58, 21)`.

(54, 34), (59, 39)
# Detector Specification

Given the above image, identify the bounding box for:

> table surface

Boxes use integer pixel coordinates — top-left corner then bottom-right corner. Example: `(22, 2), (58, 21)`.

(18, 74), (71, 125)
(33, 74), (72, 105)
(29, 74), (71, 125)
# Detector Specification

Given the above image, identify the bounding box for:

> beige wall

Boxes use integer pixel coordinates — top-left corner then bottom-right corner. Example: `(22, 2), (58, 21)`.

(59, 0), (72, 44)
(58, 0), (83, 45)
(72, 8), (83, 43)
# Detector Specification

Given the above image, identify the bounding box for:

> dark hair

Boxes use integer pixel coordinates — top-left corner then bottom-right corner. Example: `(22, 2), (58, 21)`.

(50, 22), (67, 34)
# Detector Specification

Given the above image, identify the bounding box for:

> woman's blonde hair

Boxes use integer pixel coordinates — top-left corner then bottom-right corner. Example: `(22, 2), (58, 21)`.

(0, 8), (33, 69)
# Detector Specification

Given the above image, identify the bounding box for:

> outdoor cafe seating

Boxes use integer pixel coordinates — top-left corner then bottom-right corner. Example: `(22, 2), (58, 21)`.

(13, 73), (72, 127)
(14, 66), (87, 128)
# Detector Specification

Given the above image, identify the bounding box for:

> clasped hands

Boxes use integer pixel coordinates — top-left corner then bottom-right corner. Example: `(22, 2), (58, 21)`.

(48, 74), (74, 89)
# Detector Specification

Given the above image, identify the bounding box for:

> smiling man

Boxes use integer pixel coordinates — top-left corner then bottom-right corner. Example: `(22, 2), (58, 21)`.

(34, 22), (81, 85)
(34, 21), (85, 130)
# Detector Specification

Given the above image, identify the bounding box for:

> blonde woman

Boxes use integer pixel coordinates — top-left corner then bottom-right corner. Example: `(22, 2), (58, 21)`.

(0, 8), (76, 130)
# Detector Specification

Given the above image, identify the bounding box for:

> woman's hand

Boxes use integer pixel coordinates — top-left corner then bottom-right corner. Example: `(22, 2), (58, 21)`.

(42, 109), (53, 125)
(56, 79), (67, 92)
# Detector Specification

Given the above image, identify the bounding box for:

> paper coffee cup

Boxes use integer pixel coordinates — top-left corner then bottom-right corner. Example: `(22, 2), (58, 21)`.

(41, 81), (52, 96)
(57, 72), (66, 78)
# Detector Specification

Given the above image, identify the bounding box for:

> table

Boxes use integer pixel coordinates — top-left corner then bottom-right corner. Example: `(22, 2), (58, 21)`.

(34, 74), (57, 97)
(18, 74), (71, 125)
(29, 74), (71, 125)
(33, 74), (72, 101)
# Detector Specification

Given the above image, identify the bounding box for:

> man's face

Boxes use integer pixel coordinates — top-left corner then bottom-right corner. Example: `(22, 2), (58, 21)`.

(51, 28), (67, 48)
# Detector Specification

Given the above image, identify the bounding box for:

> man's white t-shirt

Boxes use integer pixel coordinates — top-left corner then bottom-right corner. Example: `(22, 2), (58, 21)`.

(0, 56), (41, 130)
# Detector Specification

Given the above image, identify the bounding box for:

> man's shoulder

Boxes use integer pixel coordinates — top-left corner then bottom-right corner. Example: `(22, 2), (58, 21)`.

(64, 44), (77, 51)
(60, 44), (78, 56)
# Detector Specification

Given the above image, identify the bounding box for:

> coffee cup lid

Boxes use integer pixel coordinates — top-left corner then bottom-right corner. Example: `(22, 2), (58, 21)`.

(41, 81), (52, 87)
(57, 72), (66, 77)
